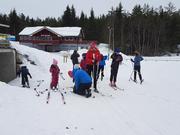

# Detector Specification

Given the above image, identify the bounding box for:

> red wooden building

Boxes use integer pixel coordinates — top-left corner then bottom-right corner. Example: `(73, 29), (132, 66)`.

(19, 26), (91, 51)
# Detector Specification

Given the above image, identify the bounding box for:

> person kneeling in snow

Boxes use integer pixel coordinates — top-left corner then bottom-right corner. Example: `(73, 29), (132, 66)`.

(72, 64), (92, 98)
(50, 59), (60, 90)
(17, 65), (32, 88)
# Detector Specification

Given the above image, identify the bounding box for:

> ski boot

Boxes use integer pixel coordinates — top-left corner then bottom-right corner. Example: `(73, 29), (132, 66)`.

(85, 89), (92, 98)
(140, 79), (144, 84)
(94, 88), (99, 93)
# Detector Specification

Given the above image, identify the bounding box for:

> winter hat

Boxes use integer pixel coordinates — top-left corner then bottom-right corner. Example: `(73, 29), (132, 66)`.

(134, 51), (140, 55)
(74, 50), (77, 53)
(114, 48), (121, 53)
(82, 53), (86, 58)
(53, 58), (58, 65)
(73, 64), (80, 69)
(90, 41), (97, 48)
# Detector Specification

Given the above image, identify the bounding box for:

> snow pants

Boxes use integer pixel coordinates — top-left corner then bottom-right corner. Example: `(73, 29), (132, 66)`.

(73, 83), (92, 95)
(134, 65), (142, 81)
(86, 64), (98, 89)
(110, 68), (118, 83)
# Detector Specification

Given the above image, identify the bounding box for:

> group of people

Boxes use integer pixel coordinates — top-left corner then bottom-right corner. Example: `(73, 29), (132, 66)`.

(17, 41), (144, 98)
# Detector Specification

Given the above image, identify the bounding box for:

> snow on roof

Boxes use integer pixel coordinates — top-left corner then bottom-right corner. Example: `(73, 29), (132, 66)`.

(19, 26), (81, 37)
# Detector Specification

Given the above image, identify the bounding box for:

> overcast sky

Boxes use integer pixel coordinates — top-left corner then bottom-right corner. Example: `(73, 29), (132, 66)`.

(0, 0), (180, 19)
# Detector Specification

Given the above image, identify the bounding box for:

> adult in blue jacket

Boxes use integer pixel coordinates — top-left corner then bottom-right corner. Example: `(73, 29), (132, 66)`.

(131, 51), (144, 83)
(72, 64), (92, 98)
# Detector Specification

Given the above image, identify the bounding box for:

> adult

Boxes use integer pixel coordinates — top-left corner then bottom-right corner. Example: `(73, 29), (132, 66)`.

(72, 64), (92, 98)
(71, 50), (80, 66)
(86, 41), (101, 92)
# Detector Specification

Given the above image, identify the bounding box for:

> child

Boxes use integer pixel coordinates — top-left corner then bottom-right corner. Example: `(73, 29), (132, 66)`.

(110, 48), (123, 87)
(131, 51), (144, 83)
(49, 59), (60, 89)
(97, 54), (107, 80)
(80, 53), (87, 71)
(17, 65), (32, 88)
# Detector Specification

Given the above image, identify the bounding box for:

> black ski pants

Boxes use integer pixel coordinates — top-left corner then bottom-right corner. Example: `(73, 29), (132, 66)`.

(86, 64), (98, 89)
(73, 83), (92, 95)
(110, 68), (118, 83)
(21, 75), (29, 86)
(134, 65), (142, 81)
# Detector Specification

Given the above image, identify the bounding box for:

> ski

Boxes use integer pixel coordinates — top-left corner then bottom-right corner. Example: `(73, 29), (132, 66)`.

(34, 88), (40, 96)
(129, 77), (144, 84)
(59, 89), (66, 104)
(113, 86), (124, 91)
(39, 89), (48, 94)
(97, 91), (113, 97)
(109, 84), (124, 91)
(46, 89), (50, 104)
(59, 73), (65, 80)
(36, 80), (44, 87)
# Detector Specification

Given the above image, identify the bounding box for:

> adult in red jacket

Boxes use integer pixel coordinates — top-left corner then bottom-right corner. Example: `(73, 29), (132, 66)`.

(50, 59), (60, 89)
(86, 41), (101, 92)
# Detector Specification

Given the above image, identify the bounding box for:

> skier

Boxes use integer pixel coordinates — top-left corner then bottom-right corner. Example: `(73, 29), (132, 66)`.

(49, 59), (60, 90)
(72, 64), (92, 98)
(131, 51), (144, 83)
(70, 50), (80, 66)
(80, 53), (87, 71)
(86, 41), (101, 92)
(17, 65), (32, 88)
(97, 54), (108, 80)
(110, 48), (123, 87)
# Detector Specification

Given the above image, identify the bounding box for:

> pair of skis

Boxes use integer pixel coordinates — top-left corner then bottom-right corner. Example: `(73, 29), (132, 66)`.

(109, 85), (124, 91)
(34, 88), (48, 96)
(47, 73), (66, 104)
(46, 88), (66, 104)
(33, 80), (45, 96)
(129, 77), (144, 84)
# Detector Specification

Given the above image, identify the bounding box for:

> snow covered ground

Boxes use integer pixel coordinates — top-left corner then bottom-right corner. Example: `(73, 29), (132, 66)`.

(0, 41), (180, 135)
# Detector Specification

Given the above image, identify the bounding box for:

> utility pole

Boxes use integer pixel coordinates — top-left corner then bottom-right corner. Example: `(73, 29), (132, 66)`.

(108, 26), (112, 59)
(0, 24), (10, 28)
(108, 10), (115, 52)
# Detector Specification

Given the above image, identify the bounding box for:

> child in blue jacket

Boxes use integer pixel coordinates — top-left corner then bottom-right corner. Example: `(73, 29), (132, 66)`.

(72, 64), (92, 98)
(131, 51), (144, 83)
(98, 54), (107, 80)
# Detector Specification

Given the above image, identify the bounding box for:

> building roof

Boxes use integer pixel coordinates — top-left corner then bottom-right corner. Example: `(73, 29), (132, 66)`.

(0, 23), (10, 28)
(19, 26), (82, 37)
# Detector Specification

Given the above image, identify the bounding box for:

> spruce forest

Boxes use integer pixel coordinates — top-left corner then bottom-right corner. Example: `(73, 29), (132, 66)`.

(0, 2), (180, 56)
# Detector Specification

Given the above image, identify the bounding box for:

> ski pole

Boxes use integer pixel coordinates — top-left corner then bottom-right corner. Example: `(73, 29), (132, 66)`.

(59, 73), (65, 80)
(58, 83), (66, 104)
